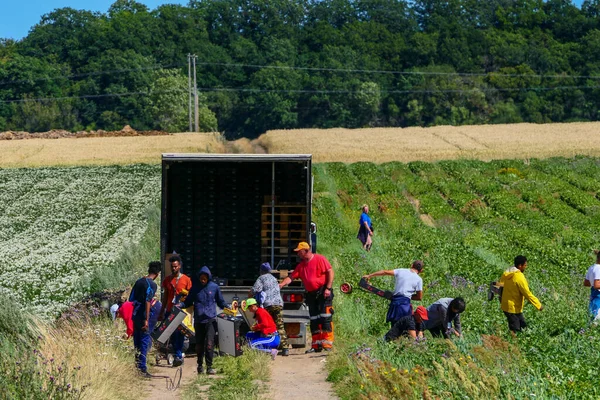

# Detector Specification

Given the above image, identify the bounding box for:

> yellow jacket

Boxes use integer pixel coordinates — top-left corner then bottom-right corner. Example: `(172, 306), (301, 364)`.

(499, 267), (542, 314)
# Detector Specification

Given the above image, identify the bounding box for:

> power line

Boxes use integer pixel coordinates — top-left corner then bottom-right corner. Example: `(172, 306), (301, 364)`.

(0, 63), (186, 87)
(197, 84), (600, 94)
(195, 61), (600, 80)
(1, 60), (599, 88)
(2, 84), (600, 104)
(0, 89), (186, 104)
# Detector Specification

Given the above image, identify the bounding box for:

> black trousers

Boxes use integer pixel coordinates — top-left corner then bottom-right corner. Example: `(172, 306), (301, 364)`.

(428, 325), (450, 339)
(194, 320), (216, 368)
(504, 311), (527, 332)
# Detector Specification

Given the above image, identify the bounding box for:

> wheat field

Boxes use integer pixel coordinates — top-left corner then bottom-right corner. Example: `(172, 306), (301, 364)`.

(259, 122), (600, 163)
(0, 133), (224, 168)
(3, 123), (600, 167)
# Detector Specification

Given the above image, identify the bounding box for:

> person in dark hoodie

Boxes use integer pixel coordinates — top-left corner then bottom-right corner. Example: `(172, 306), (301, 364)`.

(181, 266), (228, 375)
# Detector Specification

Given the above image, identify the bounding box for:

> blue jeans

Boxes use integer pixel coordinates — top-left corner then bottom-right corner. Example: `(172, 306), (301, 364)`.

(133, 319), (152, 372)
(245, 332), (280, 352)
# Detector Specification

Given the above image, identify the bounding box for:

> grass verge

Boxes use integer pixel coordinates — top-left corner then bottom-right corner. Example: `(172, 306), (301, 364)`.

(38, 316), (140, 400)
(181, 350), (271, 400)
(0, 201), (162, 400)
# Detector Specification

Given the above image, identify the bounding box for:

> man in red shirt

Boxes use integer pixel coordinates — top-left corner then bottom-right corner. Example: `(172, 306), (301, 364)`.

(243, 298), (280, 360)
(279, 242), (335, 352)
(158, 255), (192, 367)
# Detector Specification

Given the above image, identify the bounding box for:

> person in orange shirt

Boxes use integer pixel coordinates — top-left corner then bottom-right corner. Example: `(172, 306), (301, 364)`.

(159, 254), (192, 367)
(279, 242), (335, 353)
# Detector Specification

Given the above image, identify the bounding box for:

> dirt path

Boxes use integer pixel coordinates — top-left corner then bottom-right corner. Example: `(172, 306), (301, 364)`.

(145, 355), (199, 400)
(267, 349), (338, 400)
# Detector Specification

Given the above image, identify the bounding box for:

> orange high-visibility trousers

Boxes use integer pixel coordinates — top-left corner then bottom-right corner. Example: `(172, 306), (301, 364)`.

(306, 288), (334, 350)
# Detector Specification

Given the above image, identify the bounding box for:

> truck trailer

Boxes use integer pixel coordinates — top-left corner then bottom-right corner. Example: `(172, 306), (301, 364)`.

(160, 153), (313, 348)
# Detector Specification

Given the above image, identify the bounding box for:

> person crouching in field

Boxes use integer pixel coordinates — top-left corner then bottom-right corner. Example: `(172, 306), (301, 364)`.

(249, 262), (289, 356)
(357, 204), (374, 251)
(129, 261), (161, 376)
(363, 260), (424, 327)
(499, 255), (543, 334)
(243, 298), (280, 360)
(384, 305), (428, 342)
(583, 250), (600, 322)
(425, 297), (465, 339)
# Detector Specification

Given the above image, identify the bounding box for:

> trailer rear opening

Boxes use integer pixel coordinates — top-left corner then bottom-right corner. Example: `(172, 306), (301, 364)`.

(160, 154), (313, 348)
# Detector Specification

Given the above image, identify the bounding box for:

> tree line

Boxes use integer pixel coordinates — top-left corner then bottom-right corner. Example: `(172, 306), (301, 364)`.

(2, 0), (600, 138)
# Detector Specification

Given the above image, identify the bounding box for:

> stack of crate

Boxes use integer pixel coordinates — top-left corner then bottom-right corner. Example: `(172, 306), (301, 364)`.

(213, 166), (262, 281)
(168, 163), (264, 282)
(169, 167), (195, 270)
(261, 203), (307, 269)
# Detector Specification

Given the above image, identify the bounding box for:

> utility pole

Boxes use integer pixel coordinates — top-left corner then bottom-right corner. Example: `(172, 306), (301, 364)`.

(192, 54), (199, 132)
(187, 54), (193, 132)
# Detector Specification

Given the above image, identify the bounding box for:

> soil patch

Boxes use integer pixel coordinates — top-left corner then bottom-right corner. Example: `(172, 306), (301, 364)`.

(267, 348), (338, 400)
(0, 125), (168, 140)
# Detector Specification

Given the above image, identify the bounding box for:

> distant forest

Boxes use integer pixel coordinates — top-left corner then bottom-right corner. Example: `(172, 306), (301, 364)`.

(2, 0), (600, 137)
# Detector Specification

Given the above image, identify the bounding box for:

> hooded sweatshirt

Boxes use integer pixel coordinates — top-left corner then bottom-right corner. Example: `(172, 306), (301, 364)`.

(499, 267), (542, 314)
(183, 266), (227, 323)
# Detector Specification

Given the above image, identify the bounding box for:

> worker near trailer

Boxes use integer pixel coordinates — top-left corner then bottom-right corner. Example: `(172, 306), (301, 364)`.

(249, 262), (290, 356)
(583, 250), (600, 321)
(181, 266), (228, 375)
(279, 242), (335, 353)
(158, 254), (192, 367)
(499, 255), (543, 333)
(357, 204), (374, 251)
(424, 297), (465, 339)
(242, 298), (280, 360)
(116, 300), (134, 339)
(362, 260), (424, 326)
(129, 261), (161, 376)
(384, 305), (428, 342)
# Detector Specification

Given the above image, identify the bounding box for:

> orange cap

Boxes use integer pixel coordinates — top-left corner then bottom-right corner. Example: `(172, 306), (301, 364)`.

(293, 242), (310, 252)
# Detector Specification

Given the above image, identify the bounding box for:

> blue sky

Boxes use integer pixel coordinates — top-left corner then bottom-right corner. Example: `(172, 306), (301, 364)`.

(0, 0), (588, 41)
(0, 0), (186, 40)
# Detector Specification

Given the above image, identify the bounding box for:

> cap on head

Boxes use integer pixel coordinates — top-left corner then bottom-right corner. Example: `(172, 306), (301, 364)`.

(260, 262), (271, 273)
(414, 305), (428, 320)
(412, 260), (424, 272)
(294, 242), (310, 252)
(242, 298), (257, 311)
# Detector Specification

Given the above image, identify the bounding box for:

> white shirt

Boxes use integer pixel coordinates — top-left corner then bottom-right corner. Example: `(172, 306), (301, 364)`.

(393, 268), (423, 297)
(585, 264), (600, 285)
(110, 303), (119, 320)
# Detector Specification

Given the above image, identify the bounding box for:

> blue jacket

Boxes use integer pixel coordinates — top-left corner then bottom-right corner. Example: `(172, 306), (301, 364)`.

(183, 266), (228, 324)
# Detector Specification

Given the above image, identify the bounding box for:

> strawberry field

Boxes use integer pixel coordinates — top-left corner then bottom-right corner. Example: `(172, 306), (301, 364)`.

(0, 164), (160, 318)
(313, 157), (600, 399)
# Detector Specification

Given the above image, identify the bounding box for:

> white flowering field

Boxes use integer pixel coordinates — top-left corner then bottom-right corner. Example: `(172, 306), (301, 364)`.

(0, 165), (160, 318)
